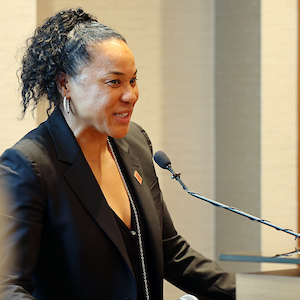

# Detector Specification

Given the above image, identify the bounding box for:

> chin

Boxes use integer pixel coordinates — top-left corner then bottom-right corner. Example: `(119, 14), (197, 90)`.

(110, 127), (130, 139)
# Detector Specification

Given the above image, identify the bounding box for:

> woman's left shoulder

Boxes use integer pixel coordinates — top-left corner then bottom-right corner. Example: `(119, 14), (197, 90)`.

(125, 122), (153, 154)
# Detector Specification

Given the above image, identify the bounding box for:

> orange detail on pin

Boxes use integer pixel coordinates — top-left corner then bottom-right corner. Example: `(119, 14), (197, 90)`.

(134, 170), (143, 185)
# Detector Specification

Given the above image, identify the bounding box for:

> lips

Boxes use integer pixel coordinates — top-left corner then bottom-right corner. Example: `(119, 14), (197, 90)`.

(113, 111), (132, 124)
(115, 112), (129, 118)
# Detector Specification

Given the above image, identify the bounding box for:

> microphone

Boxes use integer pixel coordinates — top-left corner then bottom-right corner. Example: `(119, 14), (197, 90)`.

(153, 151), (300, 240)
(153, 151), (188, 189)
(153, 151), (171, 169)
(179, 295), (199, 300)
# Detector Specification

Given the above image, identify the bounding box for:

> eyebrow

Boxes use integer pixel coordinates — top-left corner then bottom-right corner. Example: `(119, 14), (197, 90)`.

(106, 69), (138, 76)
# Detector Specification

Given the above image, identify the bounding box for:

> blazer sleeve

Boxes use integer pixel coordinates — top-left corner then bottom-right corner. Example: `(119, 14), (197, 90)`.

(163, 233), (236, 299)
(0, 147), (46, 300)
(158, 185), (236, 300)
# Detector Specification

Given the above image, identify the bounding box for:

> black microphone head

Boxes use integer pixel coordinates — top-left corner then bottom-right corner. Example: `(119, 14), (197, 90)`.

(153, 151), (171, 169)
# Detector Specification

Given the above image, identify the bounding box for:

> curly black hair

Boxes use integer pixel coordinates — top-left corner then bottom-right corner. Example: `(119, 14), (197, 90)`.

(20, 7), (126, 116)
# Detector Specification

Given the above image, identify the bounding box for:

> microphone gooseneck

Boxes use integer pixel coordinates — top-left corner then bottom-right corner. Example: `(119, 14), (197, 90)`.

(153, 151), (300, 240)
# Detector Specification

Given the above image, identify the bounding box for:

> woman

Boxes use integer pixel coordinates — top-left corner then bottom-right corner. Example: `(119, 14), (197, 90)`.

(0, 8), (235, 300)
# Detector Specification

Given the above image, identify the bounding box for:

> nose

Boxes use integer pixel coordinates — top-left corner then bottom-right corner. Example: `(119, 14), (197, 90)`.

(121, 84), (139, 105)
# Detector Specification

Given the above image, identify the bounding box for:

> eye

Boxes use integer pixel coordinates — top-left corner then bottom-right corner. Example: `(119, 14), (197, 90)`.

(106, 79), (121, 87)
(130, 77), (138, 87)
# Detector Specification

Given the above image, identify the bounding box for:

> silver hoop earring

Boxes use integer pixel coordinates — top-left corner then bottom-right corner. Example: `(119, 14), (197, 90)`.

(63, 96), (71, 114)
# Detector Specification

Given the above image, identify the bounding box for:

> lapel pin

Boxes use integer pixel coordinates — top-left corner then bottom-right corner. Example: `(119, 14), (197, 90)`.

(134, 170), (143, 185)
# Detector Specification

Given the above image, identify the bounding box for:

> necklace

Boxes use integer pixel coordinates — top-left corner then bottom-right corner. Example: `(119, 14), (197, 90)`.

(107, 138), (150, 300)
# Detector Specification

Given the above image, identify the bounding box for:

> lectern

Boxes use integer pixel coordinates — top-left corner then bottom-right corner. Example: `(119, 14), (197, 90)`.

(220, 252), (300, 300)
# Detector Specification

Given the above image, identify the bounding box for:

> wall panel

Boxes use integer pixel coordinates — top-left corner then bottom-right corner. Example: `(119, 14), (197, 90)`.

(0, 0), (37, 154)
(215, 0), (298, 274)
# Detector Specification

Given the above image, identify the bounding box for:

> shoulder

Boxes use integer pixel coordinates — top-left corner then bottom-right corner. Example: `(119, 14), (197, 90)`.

(3, 122), (51, 157)
(1, 108), (74, 165)
(123, 122), (153, 155)
(0, 120), (55, 178)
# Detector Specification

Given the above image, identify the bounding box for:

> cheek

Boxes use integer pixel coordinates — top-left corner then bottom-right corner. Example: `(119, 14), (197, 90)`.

(134, 88), (139, 104)
(89, 99), (112, 122)
(81, 88), (107, 111)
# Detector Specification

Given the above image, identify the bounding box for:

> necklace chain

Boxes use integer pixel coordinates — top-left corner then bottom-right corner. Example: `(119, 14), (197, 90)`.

(107, 139), (150, 300)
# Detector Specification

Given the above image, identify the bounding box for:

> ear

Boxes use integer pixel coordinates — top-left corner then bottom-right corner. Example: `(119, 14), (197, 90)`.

(56, 71), (69, 97)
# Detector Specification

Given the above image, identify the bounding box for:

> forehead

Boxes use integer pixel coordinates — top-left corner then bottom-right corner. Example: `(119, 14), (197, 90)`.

(87, 39), (136, 72)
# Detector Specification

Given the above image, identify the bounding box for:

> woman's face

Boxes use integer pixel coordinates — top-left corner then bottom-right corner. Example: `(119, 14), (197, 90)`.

(64, 39), (139, 139)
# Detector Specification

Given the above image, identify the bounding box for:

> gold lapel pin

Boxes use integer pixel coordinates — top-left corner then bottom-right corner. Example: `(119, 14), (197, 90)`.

(134, 170), (143, 185)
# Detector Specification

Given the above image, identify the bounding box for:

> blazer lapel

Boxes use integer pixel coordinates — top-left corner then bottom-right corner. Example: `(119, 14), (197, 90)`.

(64, 158), (131, 265)
(112, 137), (164, 277)
(45, 109), (132, 271)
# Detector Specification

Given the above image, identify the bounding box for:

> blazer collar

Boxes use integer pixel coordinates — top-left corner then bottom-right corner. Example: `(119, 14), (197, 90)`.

(45, 108), (81, 163)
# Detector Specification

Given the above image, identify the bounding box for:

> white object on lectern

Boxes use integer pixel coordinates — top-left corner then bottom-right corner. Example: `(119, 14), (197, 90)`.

(179, 295), (198, 300)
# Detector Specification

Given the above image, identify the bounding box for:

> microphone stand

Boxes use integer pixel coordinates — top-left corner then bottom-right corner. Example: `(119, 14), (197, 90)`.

(165, 164), (300, 240)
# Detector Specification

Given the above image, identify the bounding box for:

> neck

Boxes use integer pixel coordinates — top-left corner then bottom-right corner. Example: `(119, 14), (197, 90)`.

(60, 107), (109, 161)
(76, 129), (109, 162)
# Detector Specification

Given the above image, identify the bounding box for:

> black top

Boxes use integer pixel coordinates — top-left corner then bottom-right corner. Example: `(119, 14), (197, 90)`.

(114, 208), (146, 300)
(109, 136), (153, 300)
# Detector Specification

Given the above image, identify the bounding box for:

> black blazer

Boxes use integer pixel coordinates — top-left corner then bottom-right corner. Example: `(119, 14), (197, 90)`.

(0, 108), (235, 300)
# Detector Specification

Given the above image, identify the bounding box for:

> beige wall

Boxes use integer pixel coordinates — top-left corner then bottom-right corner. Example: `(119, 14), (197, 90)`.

(260, 0), (298, 271)
(0, 0), (298, 298)
(0, 0), (37, 154)
(215, 0), (262, 273)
